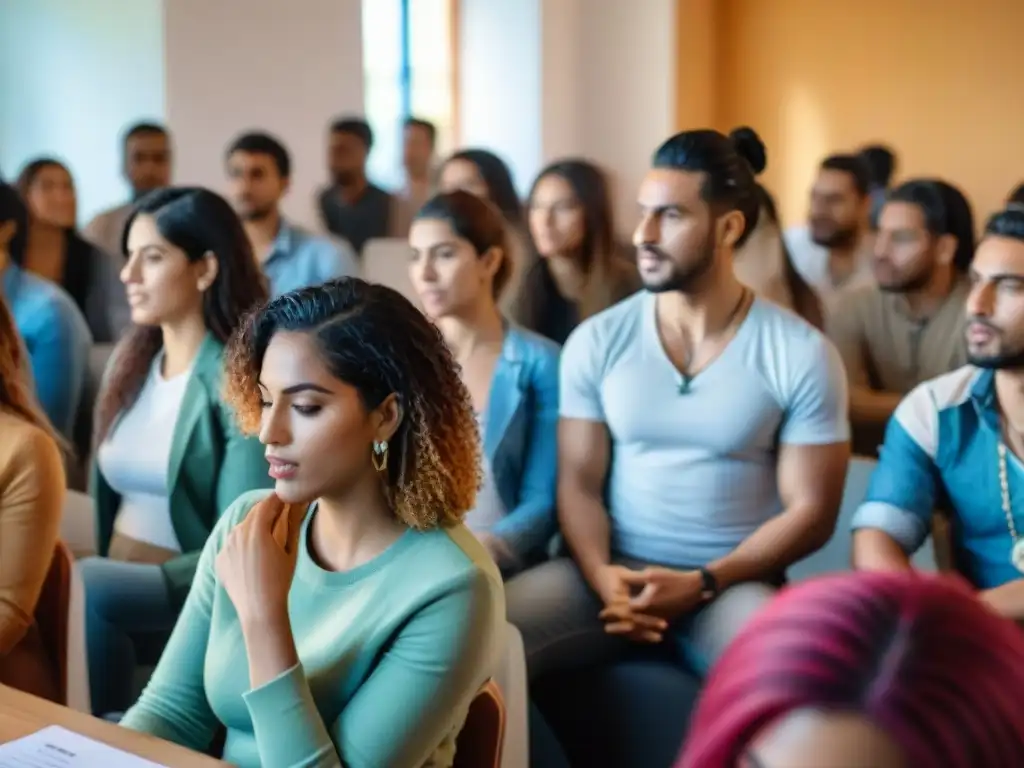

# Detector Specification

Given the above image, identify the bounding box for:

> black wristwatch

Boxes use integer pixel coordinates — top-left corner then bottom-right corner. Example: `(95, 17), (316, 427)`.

(699, 567), (719, 602)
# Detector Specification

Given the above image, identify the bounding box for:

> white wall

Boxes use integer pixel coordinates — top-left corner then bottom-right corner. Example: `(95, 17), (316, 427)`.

(457, 0), (543, 197)
(572, 0), (677, 235)
(459, 0), (677, 233)
(0, 0), (165, 224)
(163, 0), (365, 230)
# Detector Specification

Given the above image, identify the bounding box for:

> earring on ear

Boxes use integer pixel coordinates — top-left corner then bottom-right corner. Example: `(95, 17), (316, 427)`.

(371, 440), (389, 472)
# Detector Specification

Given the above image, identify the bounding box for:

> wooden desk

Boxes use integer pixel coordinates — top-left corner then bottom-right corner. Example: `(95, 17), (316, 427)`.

(0, 685), (226, 766)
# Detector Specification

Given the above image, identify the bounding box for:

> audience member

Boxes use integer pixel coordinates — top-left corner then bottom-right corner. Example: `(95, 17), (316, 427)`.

(84, 122), (172, 258)
(410, 190), (559, 573)
(400, 117), (437, 214)
(852, 206), (1024, 621)
(828, 180), (974, 440)
(0, 294), (65, 702)
(225, 131), (357, 296)
(514, 159), (640, 344)
(81, 187), (271, 716)
(785, 154), (875, 306)
(0, 183), (91, 438)
(439, 149), (523, 224)
(438, 149), (529, 315)
(121, 278), (504, 768)
(16, 158), (131, 342)
(507, 126), (850, 682)
(859, 143), (898, 226)
(677, 572), (1024, 768)
(732, 163), (824, 329)
(317, 117), (403, 254)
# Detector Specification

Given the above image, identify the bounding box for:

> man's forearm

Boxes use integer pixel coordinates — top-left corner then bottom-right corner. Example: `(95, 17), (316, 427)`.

(851, 529), (913, 572)
(981, 580), (1024, 622)
(708, 504), (834, 590)
(558, 487), (612, 586)
(850, 386), (903, 425)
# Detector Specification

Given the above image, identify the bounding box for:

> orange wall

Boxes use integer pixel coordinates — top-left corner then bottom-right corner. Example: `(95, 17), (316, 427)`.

(677, 0), (1024, 228)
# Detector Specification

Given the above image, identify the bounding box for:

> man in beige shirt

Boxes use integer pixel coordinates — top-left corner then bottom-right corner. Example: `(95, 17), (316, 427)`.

(84, 122), (172, 256)
(828, 179), (975, 448)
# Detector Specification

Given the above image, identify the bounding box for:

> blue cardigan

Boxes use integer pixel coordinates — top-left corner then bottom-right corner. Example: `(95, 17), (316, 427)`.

(1, 264), (91, 437)
(483, 324), (560, 567)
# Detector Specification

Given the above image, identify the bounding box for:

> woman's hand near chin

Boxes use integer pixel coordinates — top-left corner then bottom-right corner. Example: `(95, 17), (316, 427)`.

(216, 494), (308, 688)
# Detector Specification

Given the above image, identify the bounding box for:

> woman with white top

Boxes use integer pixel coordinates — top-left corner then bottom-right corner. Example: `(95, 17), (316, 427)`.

(409, 190), (560, 573)
(80, 187), (271, 716)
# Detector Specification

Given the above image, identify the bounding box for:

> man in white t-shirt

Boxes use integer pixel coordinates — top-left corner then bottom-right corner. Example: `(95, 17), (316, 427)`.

(784, 154), (875, 308)
(506, 128), (851, 682)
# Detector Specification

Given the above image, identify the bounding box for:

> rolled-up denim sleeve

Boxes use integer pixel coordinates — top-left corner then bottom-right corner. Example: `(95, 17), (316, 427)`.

(851, 385), (940, 553)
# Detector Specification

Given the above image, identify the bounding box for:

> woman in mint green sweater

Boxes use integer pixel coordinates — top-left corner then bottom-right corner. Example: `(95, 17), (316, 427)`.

(121, 279), (505, 768)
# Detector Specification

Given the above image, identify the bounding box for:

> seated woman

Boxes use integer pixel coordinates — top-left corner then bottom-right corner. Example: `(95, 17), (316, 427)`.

(409, 190), (560, 573)
(16, 158), (131, 342)
(0, 182), (91, 438)
(516, 159), (639, 343)
(0, 294), (66, 702)
(120, 278), (505, 768)
(438, 149), (529, 313)
(677, 571), (1024, 768)
(734, 182), (824, 330)
(82, 187), (271, 716)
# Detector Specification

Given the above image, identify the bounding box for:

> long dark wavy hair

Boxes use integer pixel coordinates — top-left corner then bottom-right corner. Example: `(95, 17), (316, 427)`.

(755, 184), (825, 330)
(518, 159), (631, 322)
(223, 278), (480, 529)
(93, 187), (268, 444)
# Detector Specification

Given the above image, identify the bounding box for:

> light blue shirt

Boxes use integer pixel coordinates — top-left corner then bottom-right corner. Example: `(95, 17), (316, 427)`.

(851, 366), (1019, 589)
(560, 291), (849, 568)
(1, 264), (92, 437)
(262, 222), (358, 297)
(479, 324), (560, 567)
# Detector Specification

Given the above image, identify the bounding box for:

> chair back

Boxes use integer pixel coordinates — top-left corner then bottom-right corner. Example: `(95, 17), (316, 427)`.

(454, 679), (506, 768)
(34, 541), (73, 704)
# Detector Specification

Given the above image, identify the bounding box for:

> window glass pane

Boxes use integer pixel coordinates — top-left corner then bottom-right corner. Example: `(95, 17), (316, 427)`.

(409, 0), (454, 157)
(361, 0), (455, 188)
(362, 0), (404, 188)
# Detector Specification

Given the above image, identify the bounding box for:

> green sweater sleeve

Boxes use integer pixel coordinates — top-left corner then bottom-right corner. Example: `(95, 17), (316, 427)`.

(119, 494), (254, 751)
(241, 569), (502, 768)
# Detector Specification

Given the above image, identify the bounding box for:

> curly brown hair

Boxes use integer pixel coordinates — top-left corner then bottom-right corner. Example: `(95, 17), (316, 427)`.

(93, 187), (268, 446)
(223, 278), (480, 529)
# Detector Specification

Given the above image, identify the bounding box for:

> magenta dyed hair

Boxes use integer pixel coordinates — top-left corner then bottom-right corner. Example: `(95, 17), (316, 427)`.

(678, 572), (1024, 768)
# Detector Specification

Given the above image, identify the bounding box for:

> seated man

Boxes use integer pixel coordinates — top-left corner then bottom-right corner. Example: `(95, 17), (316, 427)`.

(827, 180), (974, 438)
(0, 183), (90, 438)
(853, 205), (1024, 622)
(225, 131), (357, 296)
(506, 127), (850, 681)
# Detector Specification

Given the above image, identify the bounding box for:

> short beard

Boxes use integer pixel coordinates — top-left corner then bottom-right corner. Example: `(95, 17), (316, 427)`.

(240, 205), (274, 223)
(643, 237), (716, 294)
(969, 348), (1024, 370)
(811, 226), (859, 249)
(878, 263), (934, 294)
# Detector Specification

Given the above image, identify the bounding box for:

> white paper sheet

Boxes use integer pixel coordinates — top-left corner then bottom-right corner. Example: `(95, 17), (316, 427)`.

(0, 725), (167, 768)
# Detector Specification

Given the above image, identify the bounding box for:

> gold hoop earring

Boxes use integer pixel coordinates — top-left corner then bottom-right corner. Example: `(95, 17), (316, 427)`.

(371, 440), (389, 472)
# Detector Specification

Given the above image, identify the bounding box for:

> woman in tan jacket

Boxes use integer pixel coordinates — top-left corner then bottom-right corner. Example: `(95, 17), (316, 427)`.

(0, 293), (65, 701)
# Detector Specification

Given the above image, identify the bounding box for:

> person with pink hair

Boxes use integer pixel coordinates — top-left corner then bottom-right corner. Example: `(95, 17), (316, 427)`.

(677, 571), (1024, 768)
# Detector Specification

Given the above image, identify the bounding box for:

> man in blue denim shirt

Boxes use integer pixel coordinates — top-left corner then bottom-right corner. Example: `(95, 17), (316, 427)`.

(225, 132), (358, 297)
(0, 183), (91, 437)
(853, 206), (1024, 622)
